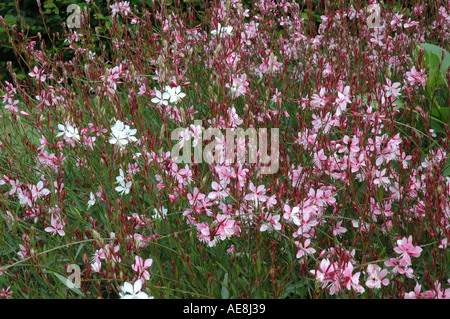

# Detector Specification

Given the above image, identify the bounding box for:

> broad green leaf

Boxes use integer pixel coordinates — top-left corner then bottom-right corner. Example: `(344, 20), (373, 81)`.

(424, 49), (444, 89)
(420, 43), (450, 87)
(431, 106), (449, 120)
(221, 273), (229, 299)
(431, 105), (449, 129)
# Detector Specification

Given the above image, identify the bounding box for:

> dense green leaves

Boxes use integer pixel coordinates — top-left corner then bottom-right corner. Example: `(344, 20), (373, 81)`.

(420, 43), (450, 88)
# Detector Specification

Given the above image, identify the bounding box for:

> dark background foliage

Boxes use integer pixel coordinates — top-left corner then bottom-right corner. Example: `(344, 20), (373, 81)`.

(0, 0), (444, 83)
(1, 0), (305, 82)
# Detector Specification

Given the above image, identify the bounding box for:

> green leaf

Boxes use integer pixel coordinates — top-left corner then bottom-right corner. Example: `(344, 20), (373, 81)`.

(256, 257), (261, 274)
(443, 164), (450, 177)
(74, 243), (84, 260)
(424, 50), (444, 89)
(52, 272), (85, 297)
(393, 98), (404, 111)
(221, 273), (229, 299)
(419, 43), (450, 87)
(281, 281), (306, 298)
(430, 118), (447, 134)
(431, 106), (449, 122)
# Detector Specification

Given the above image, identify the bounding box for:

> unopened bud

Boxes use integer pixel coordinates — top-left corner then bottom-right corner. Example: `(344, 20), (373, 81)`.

(83, 253), (89, 265)
(135, 237), (142, 250)
(92, 229), (103, 244)
(213, 44), (222, 58)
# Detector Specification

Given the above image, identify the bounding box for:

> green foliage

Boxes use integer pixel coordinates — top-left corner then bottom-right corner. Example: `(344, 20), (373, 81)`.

(0, 0), (141, 82)
(420, 43), (450, 88)
(414, 43), (450, 134)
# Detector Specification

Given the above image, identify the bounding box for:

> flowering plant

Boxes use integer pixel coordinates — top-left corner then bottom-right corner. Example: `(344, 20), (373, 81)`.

(0, 0), (449, 299)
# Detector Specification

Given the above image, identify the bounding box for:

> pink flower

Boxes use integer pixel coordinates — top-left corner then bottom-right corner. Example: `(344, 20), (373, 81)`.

(349, 152), (366, 173)
(265, 195), (277, 210)
(216, 215), (238, 240)
(16, 188), (32, 207)
(132, 255), (153, 281)
(405, 66), (427, 87)
(188, 187), (205, 206)
(4, 98), (19, 113)
(403, 18), (419, 28)
(8, 179), (20, 195)
(0, 287), (12, 299)
(31, 181), (50, 199)
(45, 216), (65, 236)
(17, 244), (28, 259)
(91, 259), (102, 273)
(28, 66), (46, 82)
(342, 263), (365, 293)
(365, 264), (389, 289)
(260, 214), (281, 232)
(335, 86), (351, 116)
(434, 280), (450, 299)
(310, 87), (327, 109)
(244, 182), (267, 204)
(207, 181), (229, 201)
(289, 200), (318, 228)
(110, 1), (131, 17)
(384, 78), (401, 98)
(404, 283), (422, 299)
(310, 258), (335, 283)
(373, 168), (390, 187)
(394, 236), (423, 265)
(225, 73), (250, 98)
(313, 149), (327, 169)
(333, 221), (347, 236)
(197, 222), (218, 247)
(295, 238), (316, 258)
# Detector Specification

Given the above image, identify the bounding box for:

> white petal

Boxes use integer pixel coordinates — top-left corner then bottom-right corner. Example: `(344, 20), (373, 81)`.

(122, 282), (134, 294)
(134, 279), (142, 292)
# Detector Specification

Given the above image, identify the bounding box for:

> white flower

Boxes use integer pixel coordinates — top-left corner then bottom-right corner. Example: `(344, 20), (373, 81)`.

(290, 206), (301, 225)
(116, 168), (126, 184)
(151, 89), (170, 105)
(211, 23), (233, 37)
(119, 280), (153, 299)
(152, 207), (168, 220)
(164, 85), (186, 104)
(109, 120), (137, 149)
(87, 192), (96, 208)
(88, 51), (96, 59)
(56, 122), (80, 141)
(429, 129), (437, 138)
(115, 169), (132, 195)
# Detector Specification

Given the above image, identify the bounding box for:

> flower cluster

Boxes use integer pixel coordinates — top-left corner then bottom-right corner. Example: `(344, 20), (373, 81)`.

(109, 120), (138, 150)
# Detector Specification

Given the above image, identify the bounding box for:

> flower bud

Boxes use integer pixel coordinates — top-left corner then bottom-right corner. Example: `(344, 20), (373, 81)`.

(92, 229), (103, 245)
